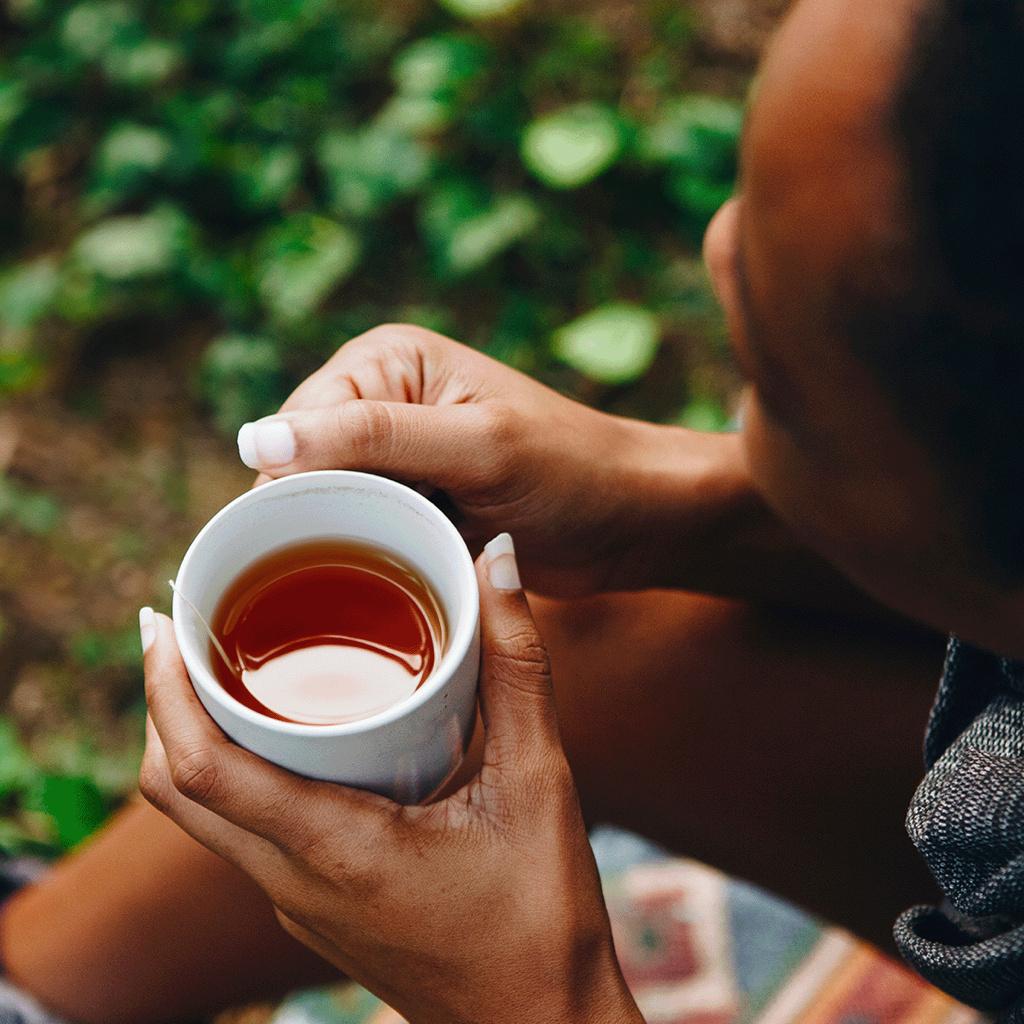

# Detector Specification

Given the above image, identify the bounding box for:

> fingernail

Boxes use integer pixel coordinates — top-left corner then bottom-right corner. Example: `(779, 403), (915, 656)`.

(237, 418), (295, 470)
(484, 533), (521, 591)
(139, 607), (156, 655)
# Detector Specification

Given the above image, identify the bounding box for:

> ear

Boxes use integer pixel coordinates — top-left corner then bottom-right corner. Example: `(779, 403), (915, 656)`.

(703, 197), (749, 353)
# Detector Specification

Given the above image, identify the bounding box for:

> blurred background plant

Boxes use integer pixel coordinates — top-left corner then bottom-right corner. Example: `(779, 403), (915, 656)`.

(0, 0), (768, 856)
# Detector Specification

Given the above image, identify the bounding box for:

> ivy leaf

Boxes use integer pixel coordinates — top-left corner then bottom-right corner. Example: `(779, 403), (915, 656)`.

(668, 173), (735, 226)
(0, 259), (59, 329)
(391, 33), (489, 100)
(638, 95), (743, 174)
(318, 125), (431, 218)
(553, 303), (661, 385)
(438, 0), (523, 19)
(256, 214), (360, 324)
(421, 184), (538, 277)
(72, 206), (191, 281)
(232, 144), (302, 210)
(0, 719), (36, 799)
(95, 122), (173, 177)
(677, 396), (730, 432)
(199, 334), (285, 434)
(0, 352), (42, 394)
(102, 40), (182, 87)
(88, 122), (174, 210)
(61, 2), (136, 60)
(0, 476), (62, 535)
(0, 81), (26, 137)
(33, 775), (107, 850)
(521, 103), (624, 189)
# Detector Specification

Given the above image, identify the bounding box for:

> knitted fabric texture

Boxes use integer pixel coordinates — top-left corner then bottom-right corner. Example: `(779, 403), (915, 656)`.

(896, 637), (1024, 1017)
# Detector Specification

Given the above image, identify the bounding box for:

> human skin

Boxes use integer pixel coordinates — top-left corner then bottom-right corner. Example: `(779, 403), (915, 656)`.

(705, 0), (1024, 655)
(3, 0), (989, 1019)
(1, 591), (939, 1023)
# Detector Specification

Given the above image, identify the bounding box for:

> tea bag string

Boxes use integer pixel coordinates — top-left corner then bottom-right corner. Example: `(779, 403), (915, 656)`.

(167, 579), (244, 682)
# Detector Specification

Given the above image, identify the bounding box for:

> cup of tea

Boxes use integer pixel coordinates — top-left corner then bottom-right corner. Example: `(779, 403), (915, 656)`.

(171, 470), (480, 804)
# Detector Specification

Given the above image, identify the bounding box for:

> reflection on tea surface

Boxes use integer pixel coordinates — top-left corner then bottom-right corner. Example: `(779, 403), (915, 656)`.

(211, 539), (446, 725)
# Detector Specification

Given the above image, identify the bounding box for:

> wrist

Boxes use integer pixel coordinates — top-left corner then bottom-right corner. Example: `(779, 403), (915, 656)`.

(602, 418), (761, 592)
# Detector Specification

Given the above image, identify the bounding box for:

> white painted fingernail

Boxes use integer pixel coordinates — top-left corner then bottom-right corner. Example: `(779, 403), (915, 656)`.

(139, 607), (156, 655)
(237, 418), (295, 469)
(484, 533), (521, 591)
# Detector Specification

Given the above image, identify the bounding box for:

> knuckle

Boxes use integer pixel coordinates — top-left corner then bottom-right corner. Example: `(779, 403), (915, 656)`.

(138, 753), (173, 811)
(463, 405), (521, 489)
(355, 323), (439, 358)
(335, 401), (391, 463)
(479, 403), (519, 449)
(169, 747), (223, 804)
(376, 322), (443, 348)
(488, 629), (552, 693)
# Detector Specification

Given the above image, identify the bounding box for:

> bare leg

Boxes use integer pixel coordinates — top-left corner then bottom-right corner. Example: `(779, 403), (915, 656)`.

(0, 799), (338, 1023)
(1, 593), (942, 1021)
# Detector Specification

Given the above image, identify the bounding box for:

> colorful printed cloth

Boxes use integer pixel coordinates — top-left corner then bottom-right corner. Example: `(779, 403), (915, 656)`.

(269, 830), (981, 1024)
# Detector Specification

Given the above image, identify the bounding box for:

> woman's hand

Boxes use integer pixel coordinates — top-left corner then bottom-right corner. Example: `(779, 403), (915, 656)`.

(139, 536), (643, 1024)
(235, 322), (744, 597)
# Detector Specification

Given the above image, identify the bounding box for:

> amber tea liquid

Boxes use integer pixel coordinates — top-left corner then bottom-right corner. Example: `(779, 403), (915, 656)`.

(210, 539), (446, 726)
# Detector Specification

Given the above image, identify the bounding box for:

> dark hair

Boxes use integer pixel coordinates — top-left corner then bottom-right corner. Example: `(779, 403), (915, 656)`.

(849, 0), (1024, 582)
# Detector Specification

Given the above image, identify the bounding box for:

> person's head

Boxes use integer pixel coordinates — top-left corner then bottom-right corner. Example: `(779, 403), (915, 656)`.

(704, 0), (1024, 652)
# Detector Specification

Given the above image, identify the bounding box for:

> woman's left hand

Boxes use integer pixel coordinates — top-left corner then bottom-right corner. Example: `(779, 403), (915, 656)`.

(139, 535), (642, 1024)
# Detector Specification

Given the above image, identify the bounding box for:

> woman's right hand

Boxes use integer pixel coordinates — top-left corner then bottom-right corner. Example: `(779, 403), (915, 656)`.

(235, 323), (745, 598)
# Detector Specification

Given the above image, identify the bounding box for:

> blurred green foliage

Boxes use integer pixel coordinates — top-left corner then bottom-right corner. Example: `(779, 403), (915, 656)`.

(0, 0), (743, 430)
(0, 719), (117, 854)
(0, 0), (746, 854)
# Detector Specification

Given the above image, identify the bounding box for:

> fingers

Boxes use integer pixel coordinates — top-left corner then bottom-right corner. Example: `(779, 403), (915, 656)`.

(236, 400), (502, 492)
(475, 535), (562, 765)
(274, 323), (450, 414)
(140, 610), (388, 854)
(139, 714), (287, 877)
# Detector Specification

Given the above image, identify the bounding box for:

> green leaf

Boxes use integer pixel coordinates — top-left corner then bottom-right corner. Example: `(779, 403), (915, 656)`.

(102, 40), (182, 87)
(677, 397), (730, 432)
(0, 476), (62, 535)
(521, 103), (624, 189)
(391, 33), (488, 99)
(232, 144), (301, 210)
(638, 95), (743, 171)
(70, 626), (143, 671)
(72, 206), (191, 281)
(438, 0), (523, 19)
(0, 81), (26, 137)
(96, 123), (173, 176)
(668, 173), (735, 225)
(199, 334), (285, 434)
(61, 2), (135, 60)
(256, 214), (360, 324)
(0, 260), (59, 329)
(553, 303), (661, 385)
(35, 775), (107, 850)
(318, 125), (431, 218)
(0, 719), (36, 799)
(422, 186), (538, 277)
(376, 94), (453, 135)
(0, 351), (42, 394)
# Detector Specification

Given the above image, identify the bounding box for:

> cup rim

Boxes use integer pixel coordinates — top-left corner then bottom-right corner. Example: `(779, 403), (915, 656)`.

(172, 470), (479, 738)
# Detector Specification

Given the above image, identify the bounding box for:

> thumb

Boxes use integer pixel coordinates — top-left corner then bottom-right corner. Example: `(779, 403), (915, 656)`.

(236, 400), (495, 491)
(476, 534), (561, 764)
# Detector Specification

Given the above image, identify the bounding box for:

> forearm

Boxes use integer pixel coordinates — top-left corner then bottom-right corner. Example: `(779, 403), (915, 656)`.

(608, 422), (886, 615)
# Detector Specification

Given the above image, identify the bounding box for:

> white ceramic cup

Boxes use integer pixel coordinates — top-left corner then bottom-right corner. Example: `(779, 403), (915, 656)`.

(172, 470), (480, 804)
